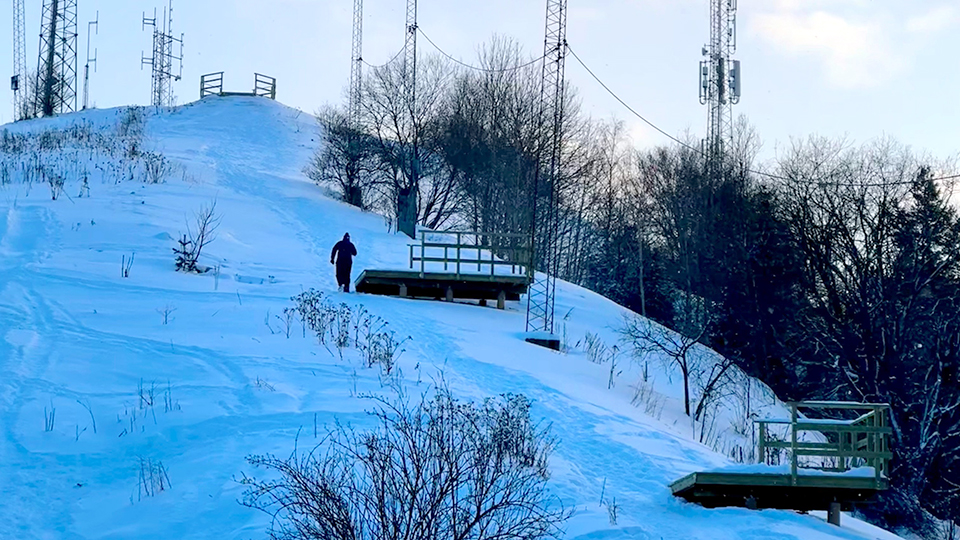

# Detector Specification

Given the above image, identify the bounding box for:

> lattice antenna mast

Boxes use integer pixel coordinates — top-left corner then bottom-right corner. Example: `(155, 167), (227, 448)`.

(142, 0), (183, 108)
(403, 0), (419, 205)
(36, 0), (79, 117)
(82, 12), (98, 110)
(349, 0), (363, 127)
(525, 0), (567, 339)
(12, 0), (28, 120)
(699, 0), (740, 166)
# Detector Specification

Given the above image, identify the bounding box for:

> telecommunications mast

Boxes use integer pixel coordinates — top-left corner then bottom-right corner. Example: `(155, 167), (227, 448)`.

(699, 0), (741, 166)
(82, 12), (98, 110)
(524, 0), (568, 349)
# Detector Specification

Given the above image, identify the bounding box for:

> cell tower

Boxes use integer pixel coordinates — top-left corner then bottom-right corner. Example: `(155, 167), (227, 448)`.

(142, 1), (183, 108)
(699, 0), (741, 165)
(348, 0), (363, 127)
(36, 0), (79, 117)
(82, 12), (98, 110)
(524, 0), (567, 348)
(12, 0), (28, 120)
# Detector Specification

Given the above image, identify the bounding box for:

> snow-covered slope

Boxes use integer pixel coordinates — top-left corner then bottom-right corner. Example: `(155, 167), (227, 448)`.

(0, 97), (902, 540)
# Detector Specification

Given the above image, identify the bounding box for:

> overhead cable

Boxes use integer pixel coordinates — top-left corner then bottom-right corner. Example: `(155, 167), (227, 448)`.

(565, 43), (959, 187)
(418, 27), (546, 73)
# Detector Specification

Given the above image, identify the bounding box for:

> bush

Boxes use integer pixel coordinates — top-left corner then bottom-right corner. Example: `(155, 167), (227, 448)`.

(240, 386), (569, 540)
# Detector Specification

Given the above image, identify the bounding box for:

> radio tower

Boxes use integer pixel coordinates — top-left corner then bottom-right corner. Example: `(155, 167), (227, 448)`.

(82, 12), (98, 110)
(397, 0), (418, 238)
(12, 0), (28, 120)
(36, 0), (79, 117)
(142, 0), (183, 108)
(349, 0), (363, 127)
(524, 0), (567, 349)
(699, 0), (741, 166)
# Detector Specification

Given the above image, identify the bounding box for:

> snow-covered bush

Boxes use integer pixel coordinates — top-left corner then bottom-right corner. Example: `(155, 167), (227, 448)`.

(240, 385), (568, 540)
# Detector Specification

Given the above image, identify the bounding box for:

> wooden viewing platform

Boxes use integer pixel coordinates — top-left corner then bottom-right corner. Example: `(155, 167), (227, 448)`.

(355, 231), (531, 309)
(200, 72), (277, 100)
(670, 401), (892, 525)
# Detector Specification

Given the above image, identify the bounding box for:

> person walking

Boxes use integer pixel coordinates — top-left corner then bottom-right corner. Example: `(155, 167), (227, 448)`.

(330, 232), (358, 292)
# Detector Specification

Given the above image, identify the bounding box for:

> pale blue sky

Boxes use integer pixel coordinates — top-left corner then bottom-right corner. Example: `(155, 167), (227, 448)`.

(3, 0), (958, 162)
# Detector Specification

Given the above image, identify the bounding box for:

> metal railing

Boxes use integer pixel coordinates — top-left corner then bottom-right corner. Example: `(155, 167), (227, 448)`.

(254, 73), (276, 100)
(757, 401), (892, 488)
(200, 71), (224, 98)
(409, 230), (532, 281)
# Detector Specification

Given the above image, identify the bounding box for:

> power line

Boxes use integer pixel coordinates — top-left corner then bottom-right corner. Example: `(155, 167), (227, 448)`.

(418, 27), (546, 73)
(565, 44), (959, 187)
(361, 47), (404, 69)
(566, 44), (699, 153)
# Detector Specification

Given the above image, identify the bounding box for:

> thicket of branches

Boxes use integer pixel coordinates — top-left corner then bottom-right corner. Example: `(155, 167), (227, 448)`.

(313, 38), (959, 534)
(240, 386), (569, 540)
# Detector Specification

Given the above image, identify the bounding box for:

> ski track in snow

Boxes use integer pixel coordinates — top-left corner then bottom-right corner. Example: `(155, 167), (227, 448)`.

(0, 98), (902, 540)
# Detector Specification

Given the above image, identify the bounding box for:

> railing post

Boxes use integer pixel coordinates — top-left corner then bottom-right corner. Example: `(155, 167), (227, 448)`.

(758, 422), (766, 464)
(490, 241), (495, 276)
(456, 232), (461, 278)
(876, 405), (884, 487)
(409, 244), (414, 269)
(420, 231), (425, 277)
(790, 404), (798, 486)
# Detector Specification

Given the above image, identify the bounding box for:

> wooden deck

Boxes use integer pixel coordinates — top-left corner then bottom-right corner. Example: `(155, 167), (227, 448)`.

(354, 269), (529, 308)
(670, 471), (887, 511)
(670, 402), (893, 524)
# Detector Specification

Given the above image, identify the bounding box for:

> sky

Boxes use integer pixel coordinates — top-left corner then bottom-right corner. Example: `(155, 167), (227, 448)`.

(2, 0), (958, 164)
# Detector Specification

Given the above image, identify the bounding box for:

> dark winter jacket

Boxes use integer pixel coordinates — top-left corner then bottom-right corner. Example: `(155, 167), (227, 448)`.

(331, 239), (357, 271)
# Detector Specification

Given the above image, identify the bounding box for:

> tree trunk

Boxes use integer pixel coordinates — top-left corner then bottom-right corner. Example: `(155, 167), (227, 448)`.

(346, 184), (363, 208)
(398, 186), (418, 239)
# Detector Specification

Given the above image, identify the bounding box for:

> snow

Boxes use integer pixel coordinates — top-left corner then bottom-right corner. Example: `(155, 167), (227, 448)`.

(709, 464), (880, 478)
(0, 96), (903, 540)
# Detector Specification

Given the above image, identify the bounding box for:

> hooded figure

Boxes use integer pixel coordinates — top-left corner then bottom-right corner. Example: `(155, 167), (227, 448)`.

(331, 233), (358, 292)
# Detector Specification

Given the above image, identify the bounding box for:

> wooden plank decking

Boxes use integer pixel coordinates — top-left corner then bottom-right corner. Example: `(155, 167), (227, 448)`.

(670, 402), (892, 523)
(670, 471), (887, 511)
(355, 269), (529, 308)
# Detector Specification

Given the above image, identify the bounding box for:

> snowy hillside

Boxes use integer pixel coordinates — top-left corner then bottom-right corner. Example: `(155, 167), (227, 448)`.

(0, 97), (903, 540)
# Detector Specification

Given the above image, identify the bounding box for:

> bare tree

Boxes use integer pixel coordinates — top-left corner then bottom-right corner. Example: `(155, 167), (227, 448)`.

(173, 201), (220, 273)
(307, 106), (378, 209)
(362, 55), (453, 237)
(622, 312), (704, 418)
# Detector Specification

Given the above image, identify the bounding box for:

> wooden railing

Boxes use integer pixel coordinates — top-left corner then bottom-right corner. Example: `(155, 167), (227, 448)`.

(757, 401), (892, 488)
(200, 71), (224, 98)
(409, 231), (532, 281)
(254, 73), (277, 100)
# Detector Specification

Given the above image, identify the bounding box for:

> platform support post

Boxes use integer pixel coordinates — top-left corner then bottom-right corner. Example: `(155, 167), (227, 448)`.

(497, 290), (506, 310)
(446, 286), (454, 302)
(828, 502), (841, 526)
(399, 283), (407, 297)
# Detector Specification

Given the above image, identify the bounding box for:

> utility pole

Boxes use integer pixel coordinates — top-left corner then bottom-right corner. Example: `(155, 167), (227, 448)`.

(699, 0), (741, 168)
(36, 0), (79, 116)
(524, 0), (567, 350)
(12, 0), (28, 120)
(82, 12), (98, 110)
(142, 0), (183, 108)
